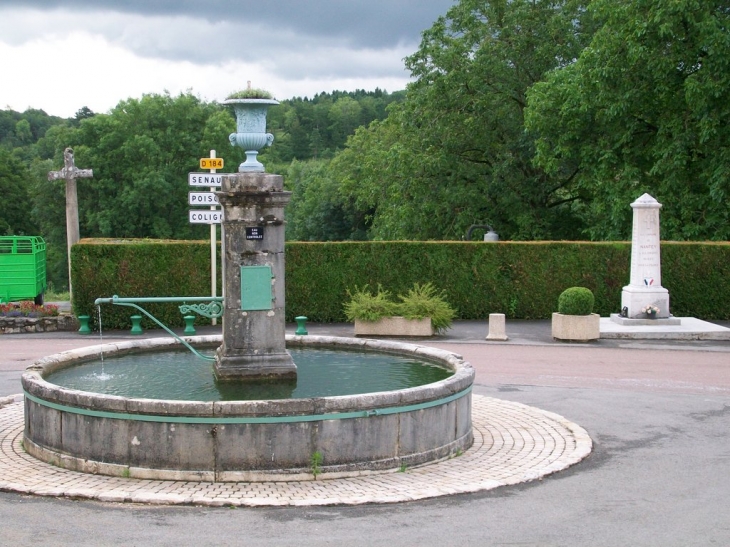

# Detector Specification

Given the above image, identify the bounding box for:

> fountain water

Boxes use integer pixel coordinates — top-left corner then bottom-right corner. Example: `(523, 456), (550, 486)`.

(21, 96), (474, 481)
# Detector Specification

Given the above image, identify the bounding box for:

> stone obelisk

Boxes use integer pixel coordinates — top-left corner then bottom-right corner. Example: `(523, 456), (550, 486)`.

(620, 193), (671, 319)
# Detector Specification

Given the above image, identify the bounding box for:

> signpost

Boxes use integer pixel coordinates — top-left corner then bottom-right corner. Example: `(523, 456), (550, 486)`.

(189, 151), (223, 324)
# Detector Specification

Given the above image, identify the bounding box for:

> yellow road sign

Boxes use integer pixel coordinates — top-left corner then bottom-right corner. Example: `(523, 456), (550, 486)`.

(200, 158), (224, 169)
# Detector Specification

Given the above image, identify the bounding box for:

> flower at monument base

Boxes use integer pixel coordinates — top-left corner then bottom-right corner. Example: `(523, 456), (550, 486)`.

(641, 305), (660, 316)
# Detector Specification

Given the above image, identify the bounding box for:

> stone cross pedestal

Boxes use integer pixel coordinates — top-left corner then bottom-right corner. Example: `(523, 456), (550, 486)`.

(214, 172), (296, 382)
(620, 193), (671, 319)
(47, 148), (93, 297)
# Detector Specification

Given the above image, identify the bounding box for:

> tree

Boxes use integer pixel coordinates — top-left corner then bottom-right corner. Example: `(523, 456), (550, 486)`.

(334, 0), (595, 241)
(28, 157), (68, 288)
(328, 97), (363, 144)
(60, 92), (224, 240)
(525, 0), (730, 240)
(0, 147), (37, 235)
(14, 119), (32, 144)
(285, 159), (369, 241)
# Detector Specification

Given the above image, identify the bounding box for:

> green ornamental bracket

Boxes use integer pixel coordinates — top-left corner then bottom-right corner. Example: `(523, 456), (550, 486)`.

(178, 300), (223, 319)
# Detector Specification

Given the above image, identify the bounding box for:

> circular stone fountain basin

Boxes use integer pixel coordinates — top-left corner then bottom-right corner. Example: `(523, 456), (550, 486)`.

(22, 335), (474, 482)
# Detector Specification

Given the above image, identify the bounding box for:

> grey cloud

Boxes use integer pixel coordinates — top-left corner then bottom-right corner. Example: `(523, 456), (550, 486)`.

(0, 0), (455, 49)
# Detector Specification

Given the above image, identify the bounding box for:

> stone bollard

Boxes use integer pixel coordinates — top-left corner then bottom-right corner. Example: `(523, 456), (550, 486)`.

(130, 315), (144, 335)
(486, 313), (509, 341)
(183, 315), (196, 335)
(295, 316), (308, 335)
(77, 315), (91, 335)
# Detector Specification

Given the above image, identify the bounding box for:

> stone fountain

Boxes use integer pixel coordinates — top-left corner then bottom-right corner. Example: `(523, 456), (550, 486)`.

(21, 93), (474, 481)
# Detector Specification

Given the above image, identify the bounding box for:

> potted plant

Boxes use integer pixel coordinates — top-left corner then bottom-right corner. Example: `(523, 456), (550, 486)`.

(551, 287), (600, 341)
(641, 304), (659, 319)
(344, 283), (455, 337)
(223, 88), (279, 172)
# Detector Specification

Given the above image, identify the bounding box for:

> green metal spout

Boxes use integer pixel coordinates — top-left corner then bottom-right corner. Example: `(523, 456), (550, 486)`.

(94, 295), (224, 361)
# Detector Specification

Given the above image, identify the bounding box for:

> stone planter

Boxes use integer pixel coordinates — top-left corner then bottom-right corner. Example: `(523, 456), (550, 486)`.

(551, 312), (600, 342)
(355, 316), (433, 337)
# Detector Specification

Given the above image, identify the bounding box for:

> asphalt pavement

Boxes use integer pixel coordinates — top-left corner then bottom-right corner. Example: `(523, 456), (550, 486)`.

(0, 318), (729, 546)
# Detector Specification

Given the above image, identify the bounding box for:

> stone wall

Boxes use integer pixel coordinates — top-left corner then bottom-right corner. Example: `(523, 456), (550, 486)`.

(0, 315), (79, 334)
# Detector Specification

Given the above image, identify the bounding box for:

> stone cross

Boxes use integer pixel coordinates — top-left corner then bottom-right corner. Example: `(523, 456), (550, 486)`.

(621, 193), (670, 318)
(48, 148), (93, 296)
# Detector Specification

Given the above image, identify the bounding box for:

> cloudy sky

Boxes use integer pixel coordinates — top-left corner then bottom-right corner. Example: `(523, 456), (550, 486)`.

(0, 1), (455, 118)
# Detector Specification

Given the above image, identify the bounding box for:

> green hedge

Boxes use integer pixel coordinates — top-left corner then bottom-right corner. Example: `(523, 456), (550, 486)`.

(71, 239), (730, 329)
(71, 239), (220, 331)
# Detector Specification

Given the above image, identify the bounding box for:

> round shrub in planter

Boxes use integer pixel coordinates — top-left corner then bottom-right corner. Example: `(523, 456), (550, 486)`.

(557, 287), (595, 316)
(553, 287), (600, 341)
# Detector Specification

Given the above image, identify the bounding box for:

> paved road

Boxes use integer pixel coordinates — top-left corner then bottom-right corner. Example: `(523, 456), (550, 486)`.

(1, 321), (729, 546)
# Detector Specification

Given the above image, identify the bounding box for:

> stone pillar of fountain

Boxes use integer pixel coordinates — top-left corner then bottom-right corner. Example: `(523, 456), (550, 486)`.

(214, 172), (296, 381)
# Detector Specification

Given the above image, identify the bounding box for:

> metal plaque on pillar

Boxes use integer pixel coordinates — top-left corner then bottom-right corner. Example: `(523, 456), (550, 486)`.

(240, 265), (273, 310)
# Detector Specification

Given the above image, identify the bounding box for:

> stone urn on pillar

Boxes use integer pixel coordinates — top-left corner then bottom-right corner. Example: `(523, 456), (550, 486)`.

(223, 96), (279, 173)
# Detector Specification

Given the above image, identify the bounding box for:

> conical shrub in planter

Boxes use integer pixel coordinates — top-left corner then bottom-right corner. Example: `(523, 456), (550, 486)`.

(552, 287), (600, 341)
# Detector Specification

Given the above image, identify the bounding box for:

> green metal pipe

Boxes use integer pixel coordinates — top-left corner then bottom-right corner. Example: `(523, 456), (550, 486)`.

(94, 295), (223, 305)
(94, 295), (220, 362)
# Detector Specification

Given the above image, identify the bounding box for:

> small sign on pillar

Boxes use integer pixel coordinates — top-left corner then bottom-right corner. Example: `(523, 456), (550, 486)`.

(245, 227), (264, 240)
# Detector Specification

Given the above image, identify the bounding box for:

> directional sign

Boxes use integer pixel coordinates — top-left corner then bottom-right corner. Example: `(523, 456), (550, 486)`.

(200, 157), (224, 169)
(189, 210), (222, 224)
(189, 173), (223, 187)
(189, 191), (220, 206)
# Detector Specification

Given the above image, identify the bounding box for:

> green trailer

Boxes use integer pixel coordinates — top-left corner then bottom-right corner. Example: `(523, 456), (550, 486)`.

(0, 236), (47, 305)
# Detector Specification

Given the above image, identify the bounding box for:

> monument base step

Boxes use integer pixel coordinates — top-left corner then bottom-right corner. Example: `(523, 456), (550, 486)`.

(600, 317), (730, 340)
(609, 314), (682, 326)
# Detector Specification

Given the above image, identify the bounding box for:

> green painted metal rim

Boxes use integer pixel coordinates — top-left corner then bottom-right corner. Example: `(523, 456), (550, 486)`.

(23, 386), (471, 424)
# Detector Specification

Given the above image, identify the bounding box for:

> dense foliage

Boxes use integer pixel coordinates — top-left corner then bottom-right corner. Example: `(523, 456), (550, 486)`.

(1, 90), (401, 289)
(328, 0), (596, 241)
(525, 0), (730, 240)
